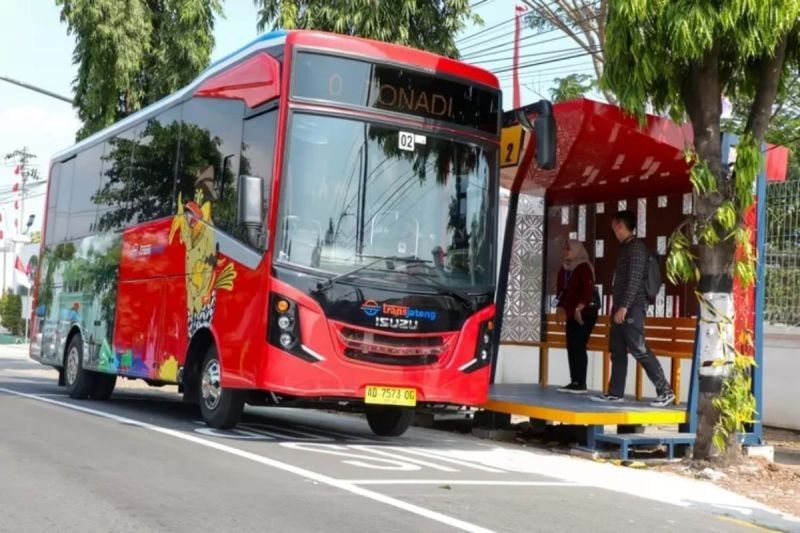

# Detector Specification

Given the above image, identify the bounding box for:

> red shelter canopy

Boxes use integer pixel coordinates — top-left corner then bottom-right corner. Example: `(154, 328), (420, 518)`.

(502, 98), (695, 206)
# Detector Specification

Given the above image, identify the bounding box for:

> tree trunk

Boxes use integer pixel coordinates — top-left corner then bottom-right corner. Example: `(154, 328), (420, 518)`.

(681, 43), (741, 462)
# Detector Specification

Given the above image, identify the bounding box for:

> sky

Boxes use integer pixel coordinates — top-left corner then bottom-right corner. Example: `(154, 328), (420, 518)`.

(0, 0), (595, 236)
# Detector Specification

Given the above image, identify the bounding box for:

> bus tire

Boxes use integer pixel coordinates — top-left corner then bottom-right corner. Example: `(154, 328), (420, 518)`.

(64, 334), (95, 399)
(198, 346), (244, 429)
(91, 373), (117, 400)
(365, 406), (414, 437)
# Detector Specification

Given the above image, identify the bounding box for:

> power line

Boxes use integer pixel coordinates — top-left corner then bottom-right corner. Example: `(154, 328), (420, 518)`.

(457, 0), (564, 48)
(0, 75), (73, 104)
(493, 48), (601, 74)
(474, 44), (594, 65)
(496, 66), (596, 82)
(457, 15), (516, 44)
(494, 56), (598, 77)
(461, 9), (600, 60)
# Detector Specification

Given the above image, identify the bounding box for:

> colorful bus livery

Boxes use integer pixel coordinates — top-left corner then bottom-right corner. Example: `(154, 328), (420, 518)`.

(30, 30), (535, 437)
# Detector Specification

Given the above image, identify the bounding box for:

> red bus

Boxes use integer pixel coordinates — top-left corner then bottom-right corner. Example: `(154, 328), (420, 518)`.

(30, 30), (553, 436)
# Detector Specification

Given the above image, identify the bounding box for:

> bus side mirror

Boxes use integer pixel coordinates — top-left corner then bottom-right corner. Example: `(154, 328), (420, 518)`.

(534, 113), (556, 170)
(513, 99), (557, 170)
(237, 175), (264, 248)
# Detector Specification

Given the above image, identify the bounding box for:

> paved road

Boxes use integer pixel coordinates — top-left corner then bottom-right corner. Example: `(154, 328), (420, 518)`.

(0, 351), (795, 533)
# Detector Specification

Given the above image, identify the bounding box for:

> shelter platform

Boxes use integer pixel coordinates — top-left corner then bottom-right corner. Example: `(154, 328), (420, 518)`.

(484, 383), (687, 426)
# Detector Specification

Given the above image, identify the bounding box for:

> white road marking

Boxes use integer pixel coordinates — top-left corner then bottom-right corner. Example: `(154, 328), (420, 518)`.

(344, 480), (584, 487)
(347, 445), (459, 472)
(281, 443), (422, 471)
(194, 427), (274, 440)
(239, 422), (335, 442)
(399, 448), (508, 473)
(0, 387), (495, 533)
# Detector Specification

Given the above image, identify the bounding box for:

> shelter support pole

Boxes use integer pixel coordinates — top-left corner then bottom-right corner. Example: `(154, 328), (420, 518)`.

(490, 189), (520, 384)
(745, 146), (768, 445)
(681, 320), (701, 435)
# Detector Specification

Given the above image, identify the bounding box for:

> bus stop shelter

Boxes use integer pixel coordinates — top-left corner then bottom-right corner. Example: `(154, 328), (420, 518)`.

(486, 98), (773, 457)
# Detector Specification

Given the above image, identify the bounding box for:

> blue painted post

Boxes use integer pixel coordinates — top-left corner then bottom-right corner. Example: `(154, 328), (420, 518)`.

(748, 144), (768, 445)
(681, 320), (701, 435)
(719, 133), (766, 446)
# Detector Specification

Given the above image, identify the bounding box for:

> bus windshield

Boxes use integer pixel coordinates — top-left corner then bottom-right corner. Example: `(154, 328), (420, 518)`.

(276, 113), (497, 289)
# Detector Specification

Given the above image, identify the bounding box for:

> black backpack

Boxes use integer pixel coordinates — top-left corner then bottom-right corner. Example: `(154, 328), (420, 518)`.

(643, 247), (662, 302)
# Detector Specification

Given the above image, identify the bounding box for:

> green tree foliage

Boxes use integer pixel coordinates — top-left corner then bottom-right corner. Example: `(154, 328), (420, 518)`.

(0, 291), (23, 336)
(56, 0), (223, 139)
(602, 0), (800, 461)
(727, 75), (800, 325)
(254, 0), (480, 58)
(549, 73), (595, 103)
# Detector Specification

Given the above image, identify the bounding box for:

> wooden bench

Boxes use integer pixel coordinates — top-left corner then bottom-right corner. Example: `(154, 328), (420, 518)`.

(529, 314), (697, 404)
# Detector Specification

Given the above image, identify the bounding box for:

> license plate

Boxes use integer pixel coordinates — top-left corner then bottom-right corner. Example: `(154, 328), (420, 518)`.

(364, 385), (417, 407)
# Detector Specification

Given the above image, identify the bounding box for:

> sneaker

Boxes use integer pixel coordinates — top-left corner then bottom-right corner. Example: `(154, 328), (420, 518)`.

(591, 393), (624, 403)
(557, 383), (587, 394)
(650, 392), (676, 407)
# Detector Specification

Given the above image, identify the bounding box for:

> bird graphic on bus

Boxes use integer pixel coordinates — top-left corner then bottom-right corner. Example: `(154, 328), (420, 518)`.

(169, 188), (237, 338)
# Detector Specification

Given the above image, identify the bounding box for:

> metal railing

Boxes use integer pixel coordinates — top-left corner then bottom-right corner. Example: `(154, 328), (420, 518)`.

(765, 179), (800, 326)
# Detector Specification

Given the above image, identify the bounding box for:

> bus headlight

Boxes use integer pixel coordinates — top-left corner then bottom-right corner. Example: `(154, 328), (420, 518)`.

(268, 293), (320, 363)
(461, 319), (494, 374)
(277, 315), (293, 330)
(279, 333), (294, 349)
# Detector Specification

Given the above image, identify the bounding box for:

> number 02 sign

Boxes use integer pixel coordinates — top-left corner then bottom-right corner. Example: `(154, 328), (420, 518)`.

(398, 131), (415, 152)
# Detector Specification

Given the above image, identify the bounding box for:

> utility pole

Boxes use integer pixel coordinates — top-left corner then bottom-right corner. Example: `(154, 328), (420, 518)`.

(0, 75), (73, 104)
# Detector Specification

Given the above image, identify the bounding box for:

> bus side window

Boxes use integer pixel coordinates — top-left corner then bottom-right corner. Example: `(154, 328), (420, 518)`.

(52, 158), (74, 244)
(240, 109), (278, 250)
(176, 97), (244, 235)
(44, 163), (62, 245)
(97, 128), (136, 232)
(67, 143), (103, 240)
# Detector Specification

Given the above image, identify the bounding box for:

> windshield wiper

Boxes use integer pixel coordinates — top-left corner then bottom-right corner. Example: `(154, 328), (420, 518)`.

(398, 271), (475, 312)
(313, 255), (420, 294)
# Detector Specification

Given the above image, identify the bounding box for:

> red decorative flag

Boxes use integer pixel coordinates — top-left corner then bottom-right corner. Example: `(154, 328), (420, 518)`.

(14, 200), (18, 210)
(13, 165), (20, 175)
(15, 256), (30, 289)
(12, 182), (19, 192)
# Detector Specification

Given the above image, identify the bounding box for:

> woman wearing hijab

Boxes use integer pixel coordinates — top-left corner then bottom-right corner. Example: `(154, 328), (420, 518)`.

(555, 239), (599, 394)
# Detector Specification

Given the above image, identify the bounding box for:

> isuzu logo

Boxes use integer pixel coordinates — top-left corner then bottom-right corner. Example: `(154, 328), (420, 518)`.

(374, 317), (419, 330)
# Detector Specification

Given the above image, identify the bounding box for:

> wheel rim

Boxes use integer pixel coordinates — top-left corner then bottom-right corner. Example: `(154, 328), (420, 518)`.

(66, 346), (79, 386)
(201, 359), (221, 411)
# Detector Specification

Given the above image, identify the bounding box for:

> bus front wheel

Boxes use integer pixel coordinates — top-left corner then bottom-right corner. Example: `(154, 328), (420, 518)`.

(64, 334), (95, 399)
(91, 374), (117, 400)
(365, 406), (414, 437)
(198, 347), (244, 429)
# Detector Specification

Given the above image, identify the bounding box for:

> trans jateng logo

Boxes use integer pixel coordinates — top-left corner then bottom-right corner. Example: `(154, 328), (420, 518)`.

(360, 300), (437, 330)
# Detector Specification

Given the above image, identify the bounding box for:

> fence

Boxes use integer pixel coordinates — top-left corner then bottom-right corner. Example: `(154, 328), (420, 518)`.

(765, 179), (800, 326)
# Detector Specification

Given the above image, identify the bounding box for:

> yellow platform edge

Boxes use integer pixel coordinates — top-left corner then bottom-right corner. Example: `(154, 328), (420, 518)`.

(482, 399), (687, 425)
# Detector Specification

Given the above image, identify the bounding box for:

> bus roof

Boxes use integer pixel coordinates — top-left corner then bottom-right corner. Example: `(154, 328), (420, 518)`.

(51, 30), (499, 164)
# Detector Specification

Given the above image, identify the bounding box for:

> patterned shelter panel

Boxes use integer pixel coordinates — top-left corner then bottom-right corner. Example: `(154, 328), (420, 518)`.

(500, 194), (544, 343)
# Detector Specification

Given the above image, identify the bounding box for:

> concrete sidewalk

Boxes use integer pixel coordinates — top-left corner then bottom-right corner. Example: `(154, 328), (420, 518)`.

(0, 343), (30, 359)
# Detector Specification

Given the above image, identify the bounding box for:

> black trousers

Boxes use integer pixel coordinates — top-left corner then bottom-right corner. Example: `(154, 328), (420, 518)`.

(608, 305), (672, 397)
(565, 307), (598, 387)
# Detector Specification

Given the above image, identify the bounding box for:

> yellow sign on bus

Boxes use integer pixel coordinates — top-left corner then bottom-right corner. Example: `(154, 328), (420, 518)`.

(500, 125), (525, 168)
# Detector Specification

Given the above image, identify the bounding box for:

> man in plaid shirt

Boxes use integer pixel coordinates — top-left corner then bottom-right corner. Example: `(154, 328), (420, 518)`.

(593, 210), (676, 407)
